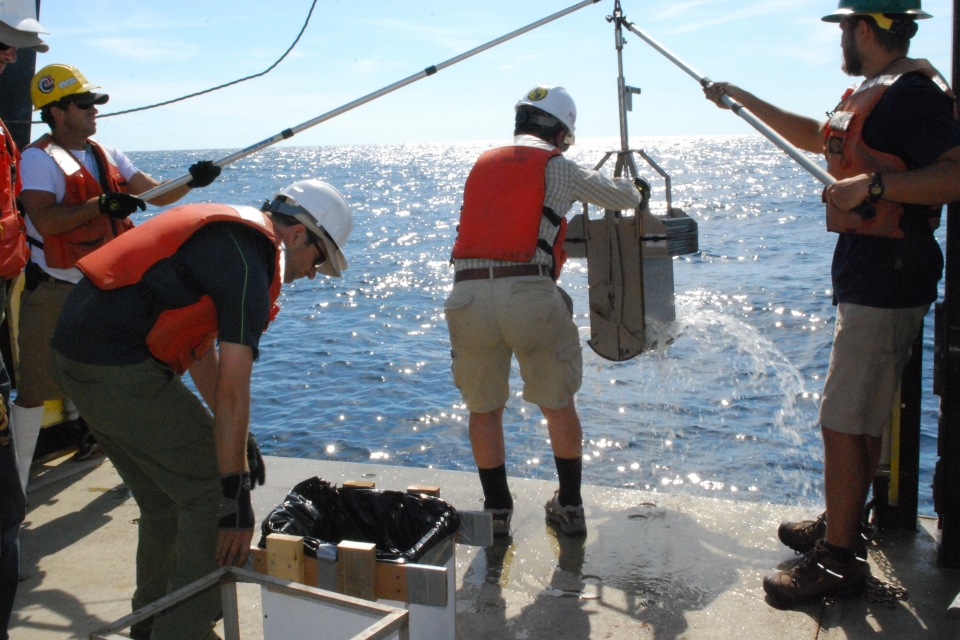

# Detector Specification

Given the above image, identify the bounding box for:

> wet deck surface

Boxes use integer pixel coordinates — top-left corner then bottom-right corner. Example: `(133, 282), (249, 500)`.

(10, 453), (960, 639)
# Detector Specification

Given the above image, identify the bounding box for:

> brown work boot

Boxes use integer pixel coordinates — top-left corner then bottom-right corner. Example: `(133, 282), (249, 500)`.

(763, 541), (865, 608)
(778, 511), (870, 561)
(778, 512), (827, 553)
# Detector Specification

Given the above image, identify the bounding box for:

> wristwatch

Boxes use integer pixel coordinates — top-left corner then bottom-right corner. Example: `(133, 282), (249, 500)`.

(868, 173), (885, 203)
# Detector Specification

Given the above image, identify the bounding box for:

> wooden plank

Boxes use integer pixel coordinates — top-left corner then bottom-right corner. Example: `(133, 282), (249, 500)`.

(375, 562), (407, 602)
(91, 568), (226, 636)
(343, 479), (376, 489)
(406, 484), (441, 497)
(219, 577), (241, 640)
(355, 610), (409, 640)
(266, 534), (305, 584)
(456, 510), (493, 547)
(337, 540), (377, 601)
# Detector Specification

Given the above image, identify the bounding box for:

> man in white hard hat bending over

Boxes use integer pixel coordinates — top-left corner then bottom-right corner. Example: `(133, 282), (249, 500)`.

(12, 63), (222, 492)
(446, 85), (639, 538)
(0, 9), (49, 639)
(50, 180), (353, 640)
(705, 0), (960, 607)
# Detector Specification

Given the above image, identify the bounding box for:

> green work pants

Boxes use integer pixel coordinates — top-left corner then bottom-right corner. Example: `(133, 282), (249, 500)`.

(51, 351), (221, 640)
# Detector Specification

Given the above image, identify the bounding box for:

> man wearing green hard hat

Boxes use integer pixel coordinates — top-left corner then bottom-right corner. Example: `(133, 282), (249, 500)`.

(705, 0), (960, 608)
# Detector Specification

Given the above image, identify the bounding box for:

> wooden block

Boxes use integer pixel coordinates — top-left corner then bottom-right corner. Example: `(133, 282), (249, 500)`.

(375, 562), (407, 602)
(303, 555), (319, 587)
(266, 534), (305, 584)
(249, 547), (267, 574)
(342, 479), (376, 489)
(336, 540), (377, 601)
(407, 484), (441, 497)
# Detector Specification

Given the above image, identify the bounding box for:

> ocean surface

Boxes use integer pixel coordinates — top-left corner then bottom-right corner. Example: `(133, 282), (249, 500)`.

(128, 135), (943, 515)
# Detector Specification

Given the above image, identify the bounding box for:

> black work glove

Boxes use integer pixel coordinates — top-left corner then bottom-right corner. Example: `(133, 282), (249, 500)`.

(219, 471), (255, 530)
(634, 177), (651, 212)
(98, 192), (146, 219)
(246, 432), (265, 488)
(187, 160), (221, 188)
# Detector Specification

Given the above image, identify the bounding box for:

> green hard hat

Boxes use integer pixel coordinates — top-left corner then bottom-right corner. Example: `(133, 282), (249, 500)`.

(822, 0), (932, 22)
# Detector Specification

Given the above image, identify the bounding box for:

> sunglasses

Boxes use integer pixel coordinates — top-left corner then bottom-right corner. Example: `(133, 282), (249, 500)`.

(308, 234), (327, 268)
(68, 102), (96, 110)
(0, 42), (11, 52)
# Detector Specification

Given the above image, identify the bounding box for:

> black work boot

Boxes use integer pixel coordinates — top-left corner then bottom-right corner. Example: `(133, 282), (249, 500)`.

(762, 541), (866, 608)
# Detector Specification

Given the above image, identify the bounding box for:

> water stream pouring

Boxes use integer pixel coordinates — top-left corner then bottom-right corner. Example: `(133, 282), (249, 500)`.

(137, 0), (604, 202)
(563, 0), (699, 362)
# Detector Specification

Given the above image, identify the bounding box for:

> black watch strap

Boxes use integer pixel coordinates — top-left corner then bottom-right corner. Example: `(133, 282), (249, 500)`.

(868, 173), (885, 203)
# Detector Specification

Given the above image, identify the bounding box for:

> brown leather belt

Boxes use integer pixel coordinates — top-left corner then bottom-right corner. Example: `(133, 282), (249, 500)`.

(454, 264), (550, 283)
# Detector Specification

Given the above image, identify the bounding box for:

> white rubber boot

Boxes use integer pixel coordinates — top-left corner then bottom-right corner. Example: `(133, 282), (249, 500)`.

(12, 404), (44, 492)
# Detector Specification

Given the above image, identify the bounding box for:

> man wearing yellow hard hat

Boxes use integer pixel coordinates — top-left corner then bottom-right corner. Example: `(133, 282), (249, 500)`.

(704, 0), (960, 608)
(0, 8), (49, 640)
(9, 63), (223, 505)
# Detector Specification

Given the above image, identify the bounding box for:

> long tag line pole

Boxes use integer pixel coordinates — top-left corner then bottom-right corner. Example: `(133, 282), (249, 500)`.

(139, 0), (603, 202)
(621, 19), (835, 187)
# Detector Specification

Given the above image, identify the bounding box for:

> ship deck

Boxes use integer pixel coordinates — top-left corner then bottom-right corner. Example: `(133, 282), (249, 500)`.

(10, 452), (960, 639)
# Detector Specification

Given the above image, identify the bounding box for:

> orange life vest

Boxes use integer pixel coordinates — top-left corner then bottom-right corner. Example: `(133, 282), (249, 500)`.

(77, 203), (283, 374)
(823, 58), (955, 238)
(0, 121), (27, 280)
(25, 134), (132, 268)
(452, 145), (567, 279)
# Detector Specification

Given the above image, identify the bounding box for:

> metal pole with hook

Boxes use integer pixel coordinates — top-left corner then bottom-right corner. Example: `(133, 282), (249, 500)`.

(137, 0), (603, 202)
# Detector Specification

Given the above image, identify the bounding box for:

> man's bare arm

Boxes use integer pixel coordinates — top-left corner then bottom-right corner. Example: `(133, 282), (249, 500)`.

(126, 171), (192, 206)
(704, 82), (826, 154)
(187, 346), (218, 411)
(826, 146), (960, 211)
(213, 341), (254, 568)
(19, 189), (101, 236)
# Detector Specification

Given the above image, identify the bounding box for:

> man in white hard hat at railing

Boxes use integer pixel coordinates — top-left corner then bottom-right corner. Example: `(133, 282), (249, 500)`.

(0, 8), (48, 639)
(445, 84), (640, 539)
(10, 63), (223, 496)
(48, 180), (352, 640)
(704, 0), (960, 608)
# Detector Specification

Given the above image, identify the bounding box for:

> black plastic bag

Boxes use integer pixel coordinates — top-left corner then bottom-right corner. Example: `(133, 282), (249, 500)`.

(259, 477), (461, 563)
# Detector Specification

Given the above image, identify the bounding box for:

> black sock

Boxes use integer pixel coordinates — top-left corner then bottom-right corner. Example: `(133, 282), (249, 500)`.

(822, 541), (855, 563)
(478, 464), (513, 510)
(554, 456), (583, 507)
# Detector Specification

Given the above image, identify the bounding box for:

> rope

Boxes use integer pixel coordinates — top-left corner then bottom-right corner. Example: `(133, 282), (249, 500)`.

(13, 0), (318, 124)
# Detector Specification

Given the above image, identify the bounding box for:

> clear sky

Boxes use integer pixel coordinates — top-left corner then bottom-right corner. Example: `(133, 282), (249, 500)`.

(29, 0), (957, 152)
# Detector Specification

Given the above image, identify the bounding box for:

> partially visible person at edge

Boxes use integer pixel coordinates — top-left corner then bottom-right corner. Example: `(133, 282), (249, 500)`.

(0, 11), (51, 640)
(704, 0), (960, 608)
(10, 63), (222, 493)
(50, 179), (353, 640)
(445, 84), (640, 539)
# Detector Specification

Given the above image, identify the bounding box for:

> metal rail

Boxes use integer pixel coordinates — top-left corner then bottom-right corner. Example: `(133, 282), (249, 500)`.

(138, 0), (602, 202)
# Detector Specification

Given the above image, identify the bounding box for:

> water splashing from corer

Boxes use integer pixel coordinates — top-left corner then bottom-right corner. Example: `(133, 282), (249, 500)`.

(575, 293), (823, 504)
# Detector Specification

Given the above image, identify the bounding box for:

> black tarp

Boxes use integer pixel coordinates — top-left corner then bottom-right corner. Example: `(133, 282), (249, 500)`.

(259, 477), (461, 564)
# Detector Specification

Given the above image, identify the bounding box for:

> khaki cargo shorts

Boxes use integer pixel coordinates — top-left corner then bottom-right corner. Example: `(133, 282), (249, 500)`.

(819, 302), (928, 438)
(17, 279), (73, 402)
(444, 276), (582, 413)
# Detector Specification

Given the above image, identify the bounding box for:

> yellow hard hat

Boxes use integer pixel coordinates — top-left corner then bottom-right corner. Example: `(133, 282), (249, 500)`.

(31, 64), (108, 111)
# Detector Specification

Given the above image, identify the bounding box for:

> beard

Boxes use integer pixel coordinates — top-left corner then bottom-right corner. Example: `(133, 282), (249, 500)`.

(841, 33), (864, 76)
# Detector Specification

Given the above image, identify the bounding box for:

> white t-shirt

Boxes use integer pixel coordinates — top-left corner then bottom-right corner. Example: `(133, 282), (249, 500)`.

(20, 143), (139, 283)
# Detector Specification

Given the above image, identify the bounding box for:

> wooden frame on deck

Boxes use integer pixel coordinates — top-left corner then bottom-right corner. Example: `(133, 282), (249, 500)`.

(87, 566), (409, 640)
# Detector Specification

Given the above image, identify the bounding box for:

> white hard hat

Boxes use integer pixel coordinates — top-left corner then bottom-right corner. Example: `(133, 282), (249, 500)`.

(271, 180), (353, 277)
(0, 0), (48, 52)
(515, 84), (577, 146)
